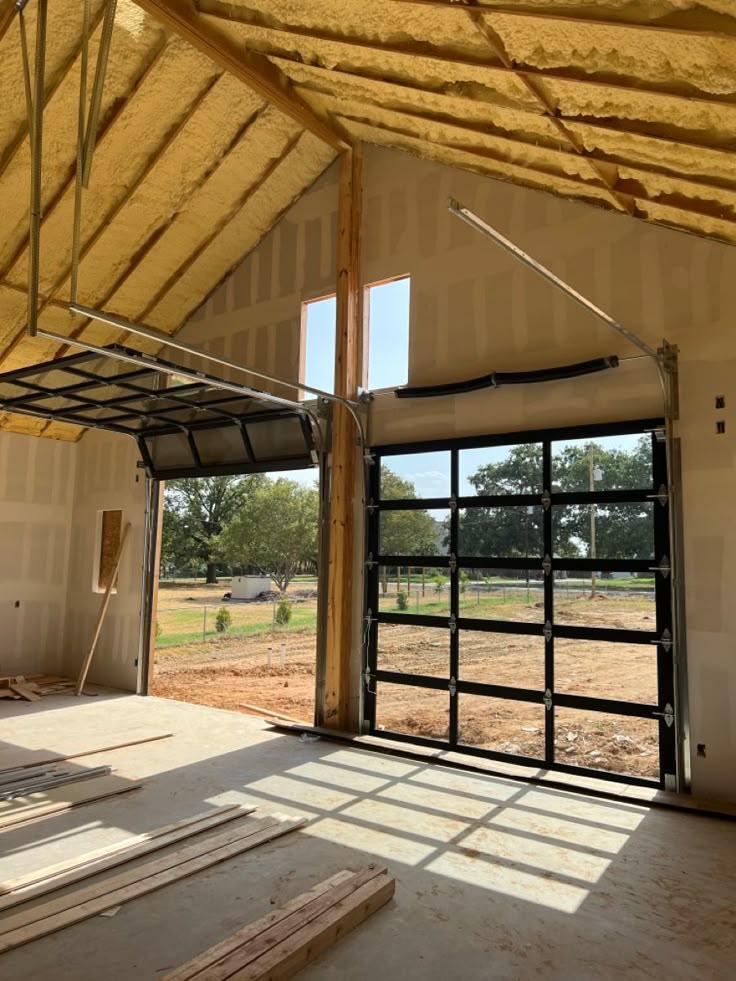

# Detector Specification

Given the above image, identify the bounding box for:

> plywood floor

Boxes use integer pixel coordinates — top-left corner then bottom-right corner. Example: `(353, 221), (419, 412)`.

(0, 693), (734, 980)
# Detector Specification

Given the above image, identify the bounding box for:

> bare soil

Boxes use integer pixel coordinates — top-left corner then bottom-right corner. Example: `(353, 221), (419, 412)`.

(151, 586), (660, 780)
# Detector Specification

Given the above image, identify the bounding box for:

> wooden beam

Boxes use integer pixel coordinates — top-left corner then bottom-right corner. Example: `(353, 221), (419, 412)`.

(0, 0), (16, 46)
(324, 147), (362, 731)
(467, 11), (636, 215)
(131, 0), (348, 150)
(199, 0), (736, 111)
(390, 0), (736, 40)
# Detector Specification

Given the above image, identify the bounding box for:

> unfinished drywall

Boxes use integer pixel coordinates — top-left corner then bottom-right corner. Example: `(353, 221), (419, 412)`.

(180, 142), (735, 801)
(0, 431), (76, 677)
(62, 430), (146, 692)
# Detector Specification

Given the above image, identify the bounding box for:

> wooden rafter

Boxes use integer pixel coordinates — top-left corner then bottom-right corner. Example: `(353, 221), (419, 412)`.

(390, 0), (736, 39)
(467, 11), (635, 215)
(324, 146), (362, 731)
(286, 63), (736, 192)
(0, 0), (16, 45)
(198, 1), (736, 112)
(131, 0), (348, 150)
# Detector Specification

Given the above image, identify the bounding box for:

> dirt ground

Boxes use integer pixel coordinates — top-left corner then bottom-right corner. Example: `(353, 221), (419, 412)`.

(151, 584), (660, 780)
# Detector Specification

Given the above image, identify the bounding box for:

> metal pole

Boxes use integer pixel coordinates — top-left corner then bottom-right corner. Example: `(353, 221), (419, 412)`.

(589, 455), (597, 599)
(25, 0), (48, 337)
(448, 199), (663, 364)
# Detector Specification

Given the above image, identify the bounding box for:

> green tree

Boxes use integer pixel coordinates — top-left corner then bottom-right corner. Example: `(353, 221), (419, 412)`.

(161, 475), (265, 583)
(379, 468), (440, 593)
(219, 478), (319, 593)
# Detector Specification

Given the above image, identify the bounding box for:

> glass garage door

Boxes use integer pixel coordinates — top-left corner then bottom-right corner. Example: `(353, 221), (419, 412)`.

(364, 419), (676, 789)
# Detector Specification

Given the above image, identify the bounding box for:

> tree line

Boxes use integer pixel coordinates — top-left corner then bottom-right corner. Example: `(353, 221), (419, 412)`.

(162, 437), (652, 591)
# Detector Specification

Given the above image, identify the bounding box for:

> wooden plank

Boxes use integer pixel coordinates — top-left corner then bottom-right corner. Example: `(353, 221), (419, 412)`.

(219, 872), (395, 980)
(0, 815), (291, 935)
(0, 0), (16, 45)
(76, 522), (131, 694)
(163, 871), (356, 981)
(8, 685), (40, 702)
(238, 703), (306, 725)
(0, 816), (306, 954)
(131, 0), (347, 150)
(324, 146), (363, 731)
(0, 731), (173, 774)
(0, 775), (142, 832)
(179, 866), (389, 981)
(0, 804), (247, 902)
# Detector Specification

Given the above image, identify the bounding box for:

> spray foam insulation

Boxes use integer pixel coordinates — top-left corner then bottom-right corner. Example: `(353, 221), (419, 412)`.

(0, 0), (734, 440)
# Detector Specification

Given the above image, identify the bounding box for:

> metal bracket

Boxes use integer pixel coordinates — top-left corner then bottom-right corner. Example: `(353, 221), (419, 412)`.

(364, 609), (374, 629)
(449, 676), (457, 697)
(646, 484), (669, 507)
(449, 495), (458, 512)
(541, 489), (552, 511)
(542, 554), (552, 576)
(363, 665), (376, 694)
(449, 614), (457, 634)
(543, 620), (553, 642)
(649, 555), (671, 578)
(365, 553), (376, 570)
(653, 703), (675, 728)
(366, 499), (379, 514)
(364, 450), (376, 465)
(650, 628), (673, 652)
(449, 554), (457, 574)
(543, 689), (553, 711)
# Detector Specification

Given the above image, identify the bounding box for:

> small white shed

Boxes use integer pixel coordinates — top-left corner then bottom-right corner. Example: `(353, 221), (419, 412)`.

(230, 575), (272, 600)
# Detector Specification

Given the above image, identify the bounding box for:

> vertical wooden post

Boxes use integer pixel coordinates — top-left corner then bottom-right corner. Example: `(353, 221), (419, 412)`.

(324, 147), (362, 730)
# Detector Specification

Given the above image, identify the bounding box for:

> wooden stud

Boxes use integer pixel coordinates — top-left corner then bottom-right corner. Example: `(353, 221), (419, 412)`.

(0, 731), (172, 773)
(131, 0), (348, 151)
(324, 146), (362, 731)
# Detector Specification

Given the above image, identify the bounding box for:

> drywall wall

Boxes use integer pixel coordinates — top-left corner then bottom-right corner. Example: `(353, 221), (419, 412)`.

(180, 143), (735, 801)
(0, 431), (76, 677)
(61, 429), (147, 692)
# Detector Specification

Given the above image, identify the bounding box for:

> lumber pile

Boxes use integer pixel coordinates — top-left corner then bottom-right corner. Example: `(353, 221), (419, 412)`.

(0, 763), (112, 801)
(0, 773), (142, 832)
(0, 808), (305, 954)
(0, 674), (75, 701)
(164, 865), (395, 981)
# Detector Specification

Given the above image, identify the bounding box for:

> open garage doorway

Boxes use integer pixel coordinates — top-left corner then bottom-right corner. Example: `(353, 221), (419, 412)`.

(148, 466), (322, 723)
(148, 466), (322, 722)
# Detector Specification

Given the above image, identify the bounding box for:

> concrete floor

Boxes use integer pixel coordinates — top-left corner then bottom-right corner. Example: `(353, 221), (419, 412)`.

(1, 693), (735, 980)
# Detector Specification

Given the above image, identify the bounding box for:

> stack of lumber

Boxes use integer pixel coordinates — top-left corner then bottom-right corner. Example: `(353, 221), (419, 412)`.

(0, 773), (142, 831)
(164, 865), (395, 981)
(0, 806), (305, 954)
(0, 674), (75, 701)
(0, 763), (112, 801)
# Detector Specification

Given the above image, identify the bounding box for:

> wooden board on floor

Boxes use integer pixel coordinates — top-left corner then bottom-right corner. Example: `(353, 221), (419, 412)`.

(0, 815), (306, 954)
(164, 865), (394, 981)
(0, 775), (142, 832)
(0, 732), (173, 774)
(0, 804), (251, 905)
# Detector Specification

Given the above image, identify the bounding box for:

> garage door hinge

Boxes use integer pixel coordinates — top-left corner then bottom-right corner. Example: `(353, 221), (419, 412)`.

(449, 676), (457, 697)
(542, 554), (552, 576)
(366, 499), (378, 514)
(449, 554), (457, 573)
(543, 620), (553, 642)
(365, 552), (376, 570)
(541, 489), (551, 510)
(543, 689), (553, 710)
(653, 703), (675, 727)
(449, 495), (457, 512)
(363, 666), (375, 694)
(449, 614), (457, 634)
(646, 484), (669, 507)
(649, 555), (671, 578)
(649, 628), (672, 652)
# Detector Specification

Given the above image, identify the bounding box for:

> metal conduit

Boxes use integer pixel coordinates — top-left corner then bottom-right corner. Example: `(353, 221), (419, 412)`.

(82, 0), (117, 188)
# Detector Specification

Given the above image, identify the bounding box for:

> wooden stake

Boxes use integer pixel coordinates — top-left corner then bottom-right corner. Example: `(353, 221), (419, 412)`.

(75, 522), (131, 695)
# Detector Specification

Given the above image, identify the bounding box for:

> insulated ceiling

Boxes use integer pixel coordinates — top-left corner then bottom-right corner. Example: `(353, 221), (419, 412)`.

(0, 0), (734, 441)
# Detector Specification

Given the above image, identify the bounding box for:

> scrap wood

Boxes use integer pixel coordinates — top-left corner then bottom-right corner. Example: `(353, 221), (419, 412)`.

(7, 685), (40, 702)
(164, 865), (395, 981)
(0, 731), (173, 774)
(0, 774), (143, 832)
(0, 813), (306, 954)
(0, 803), (249, 904)
(0, 765), (112, 802)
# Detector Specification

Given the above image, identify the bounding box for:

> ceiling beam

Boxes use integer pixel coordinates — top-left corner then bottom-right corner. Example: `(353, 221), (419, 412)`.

(286, 61), (736, 189)
(467, 11), (635, 215)
(131, 0), (348, 150)
(198, 1), (736, 111)
(389, 0), (736, 39)
(0, 0), (15, 45)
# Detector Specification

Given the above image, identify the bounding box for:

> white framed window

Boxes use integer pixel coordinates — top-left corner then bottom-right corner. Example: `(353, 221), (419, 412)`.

(365, 276), (410, 391)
